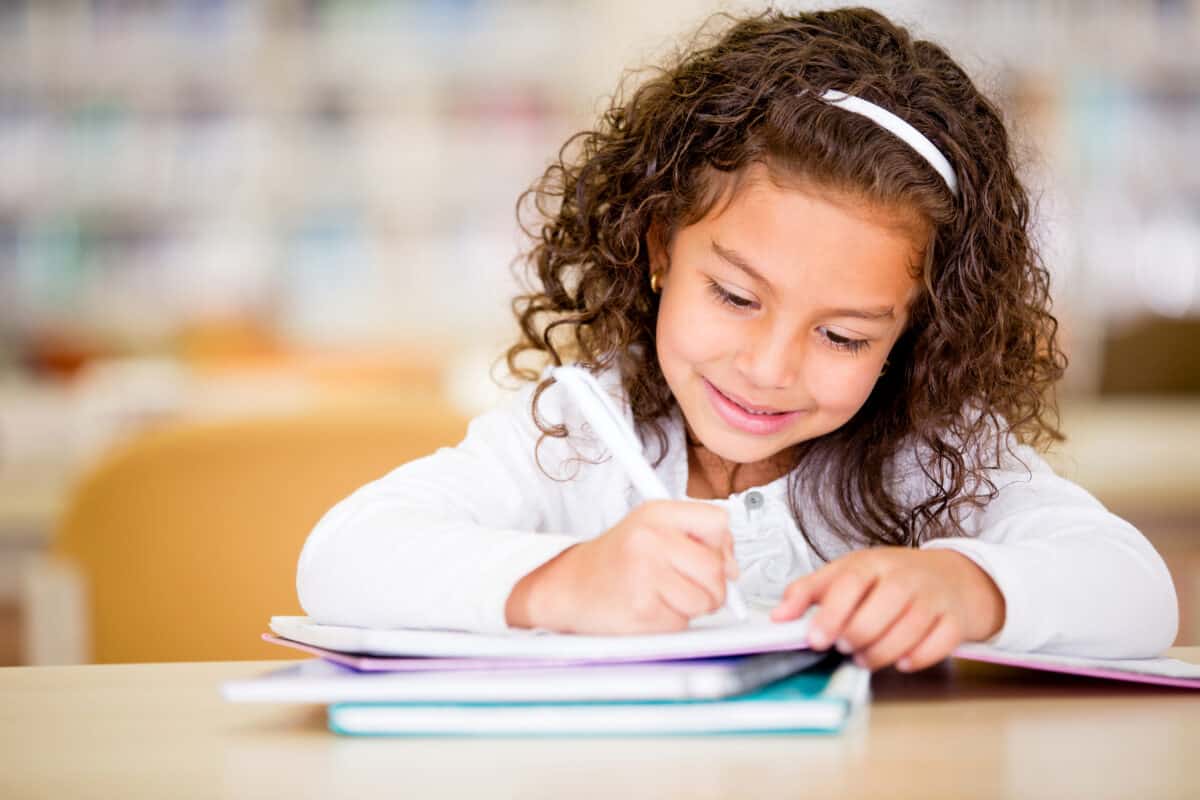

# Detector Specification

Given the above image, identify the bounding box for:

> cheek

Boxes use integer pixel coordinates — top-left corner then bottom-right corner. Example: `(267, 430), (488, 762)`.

(656, 290), (729, 365)
(806, 357), (881, 415)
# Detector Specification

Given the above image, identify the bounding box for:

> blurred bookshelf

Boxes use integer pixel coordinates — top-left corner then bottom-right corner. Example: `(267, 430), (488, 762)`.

(0, 0), (607, 365)
(0, 1), (1197, 384)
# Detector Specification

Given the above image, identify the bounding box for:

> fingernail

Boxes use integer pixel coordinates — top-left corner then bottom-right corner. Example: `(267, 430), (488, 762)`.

(897, 658), (912, 672)
(854, 654), (868, 669)
(808, 628), (829, 650)
(835, 638), (851, 655)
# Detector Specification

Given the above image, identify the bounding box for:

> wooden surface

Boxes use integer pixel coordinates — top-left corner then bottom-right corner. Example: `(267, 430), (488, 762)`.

(1, 649), (1198, 799)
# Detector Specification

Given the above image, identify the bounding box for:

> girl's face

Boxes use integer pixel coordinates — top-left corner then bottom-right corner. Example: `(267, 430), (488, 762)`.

(651, 164), (924, 477)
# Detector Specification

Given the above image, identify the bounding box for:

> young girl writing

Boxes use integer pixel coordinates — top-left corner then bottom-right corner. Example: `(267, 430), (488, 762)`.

(297, 7), (1178, 671)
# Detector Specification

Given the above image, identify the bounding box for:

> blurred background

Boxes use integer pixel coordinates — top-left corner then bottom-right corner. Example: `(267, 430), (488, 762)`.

(0, 0), (1197, 665)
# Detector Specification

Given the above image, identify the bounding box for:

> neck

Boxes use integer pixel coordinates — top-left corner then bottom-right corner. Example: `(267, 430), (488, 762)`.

(686, 441), (794, 499)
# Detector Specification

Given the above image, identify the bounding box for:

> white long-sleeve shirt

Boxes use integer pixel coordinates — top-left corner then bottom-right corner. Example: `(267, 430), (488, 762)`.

(296, 367), (1179, 657)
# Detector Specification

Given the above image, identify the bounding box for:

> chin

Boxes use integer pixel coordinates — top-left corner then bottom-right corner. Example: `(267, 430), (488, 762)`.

(692, 424), (794, 465)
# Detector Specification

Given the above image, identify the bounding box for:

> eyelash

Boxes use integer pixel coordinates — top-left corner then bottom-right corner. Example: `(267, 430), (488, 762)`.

(706, 280), (869, 354)
(821, 328), (869, 354)
(707, 280), (756, 310)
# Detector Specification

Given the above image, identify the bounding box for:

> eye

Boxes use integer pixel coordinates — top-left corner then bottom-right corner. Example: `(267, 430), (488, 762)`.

(819, 327), (869, 354)
(707, 280), (757, 310)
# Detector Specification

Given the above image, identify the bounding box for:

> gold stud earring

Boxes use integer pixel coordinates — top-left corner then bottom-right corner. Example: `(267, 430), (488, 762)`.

(879, 359), (890, 377)
(650, 272), (662, 294)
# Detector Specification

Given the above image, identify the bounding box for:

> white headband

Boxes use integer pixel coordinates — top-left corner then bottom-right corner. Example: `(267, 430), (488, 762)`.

(820, 89), (959, 197)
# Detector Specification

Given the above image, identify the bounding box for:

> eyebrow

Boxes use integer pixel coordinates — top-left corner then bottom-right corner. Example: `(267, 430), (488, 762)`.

(712, 240), (771, 288)
(817, 305), (895, 321)
(711, 240), (895, 321)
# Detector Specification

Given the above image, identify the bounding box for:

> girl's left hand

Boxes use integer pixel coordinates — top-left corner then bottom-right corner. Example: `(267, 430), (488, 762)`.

(770, 547), (1005, 672)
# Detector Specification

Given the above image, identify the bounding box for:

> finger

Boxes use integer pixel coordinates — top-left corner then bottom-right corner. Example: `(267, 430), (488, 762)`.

(646, 499), (737, 580)
(663, 534), (727, 607)
(855, 604), (937, 671)
(657, 571), (722, 621)
(723, 540), (740, 580)
(698, 533), (739, 581)
(807, 569), (876, 651)
(644, 500), (732, 552)
(897, 615), (963, 672)
(836, 579), (913, 654)
(770, 561), (842, 622)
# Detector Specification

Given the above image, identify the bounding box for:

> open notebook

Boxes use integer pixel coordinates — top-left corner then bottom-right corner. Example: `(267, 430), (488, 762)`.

(952, 644), (1200, 689)
(269, 606), (813, 664)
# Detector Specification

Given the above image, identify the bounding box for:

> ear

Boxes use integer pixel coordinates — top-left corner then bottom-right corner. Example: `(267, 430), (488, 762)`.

(647, 218), (669, 283)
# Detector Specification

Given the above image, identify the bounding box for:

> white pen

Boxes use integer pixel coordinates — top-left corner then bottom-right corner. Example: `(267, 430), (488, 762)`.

(552, 365), (749, 621)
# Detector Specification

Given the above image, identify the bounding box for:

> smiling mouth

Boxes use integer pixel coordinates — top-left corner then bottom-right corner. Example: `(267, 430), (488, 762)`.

(701, 378), (804, 436)
(711, 383), (793, 415)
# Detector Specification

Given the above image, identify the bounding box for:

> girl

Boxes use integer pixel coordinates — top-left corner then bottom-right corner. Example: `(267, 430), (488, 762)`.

(297, 8), (1178, 671)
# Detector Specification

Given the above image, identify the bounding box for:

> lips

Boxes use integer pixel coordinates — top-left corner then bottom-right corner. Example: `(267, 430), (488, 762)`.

(701, 378), (804, 436)
(716, 386), (792, 416)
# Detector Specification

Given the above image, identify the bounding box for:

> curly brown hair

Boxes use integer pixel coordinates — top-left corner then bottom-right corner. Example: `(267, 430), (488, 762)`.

(505, 7), (1066, 559)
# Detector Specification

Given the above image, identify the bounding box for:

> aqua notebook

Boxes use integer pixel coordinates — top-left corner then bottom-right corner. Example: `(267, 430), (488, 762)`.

(327, 656), (869, 737)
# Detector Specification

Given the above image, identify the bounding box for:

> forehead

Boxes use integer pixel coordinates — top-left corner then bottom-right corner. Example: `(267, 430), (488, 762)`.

(697, 161), (932, 244)
(691, 166), (926, 303)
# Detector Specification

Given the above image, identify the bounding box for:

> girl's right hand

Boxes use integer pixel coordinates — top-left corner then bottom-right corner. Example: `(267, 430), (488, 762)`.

(504, 500), (739, 634)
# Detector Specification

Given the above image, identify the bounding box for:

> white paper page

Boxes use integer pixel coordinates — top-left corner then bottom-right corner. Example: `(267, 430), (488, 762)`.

(269, 605), (813, 662)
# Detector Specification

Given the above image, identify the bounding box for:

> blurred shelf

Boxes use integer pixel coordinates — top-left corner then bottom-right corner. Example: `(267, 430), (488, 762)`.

(0, 343), (506, 544)
(2, 0), (1199, 374)
(1047, 397), (1200, 516)
(0, 0), (596, 349)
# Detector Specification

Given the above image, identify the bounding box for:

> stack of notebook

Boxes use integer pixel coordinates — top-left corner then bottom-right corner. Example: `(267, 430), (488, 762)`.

(221, 608), (873, 736)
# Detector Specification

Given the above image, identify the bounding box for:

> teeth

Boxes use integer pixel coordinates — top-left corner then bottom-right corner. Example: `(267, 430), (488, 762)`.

(742, 405), (780, 416)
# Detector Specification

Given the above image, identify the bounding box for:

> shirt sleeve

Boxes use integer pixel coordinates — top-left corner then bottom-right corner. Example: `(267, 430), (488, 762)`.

(295, 381), (583, 634)
(920, 443), (1179, 657)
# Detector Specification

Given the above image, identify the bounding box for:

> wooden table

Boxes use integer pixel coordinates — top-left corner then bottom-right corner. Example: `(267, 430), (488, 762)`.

(2, 650), (1198, 799)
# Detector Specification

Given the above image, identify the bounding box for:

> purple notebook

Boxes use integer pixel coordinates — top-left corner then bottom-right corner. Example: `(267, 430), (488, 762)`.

(951, 644), (1200, 689)
(263, 634), (677, 672)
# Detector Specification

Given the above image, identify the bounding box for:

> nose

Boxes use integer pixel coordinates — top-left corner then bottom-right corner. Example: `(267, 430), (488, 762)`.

(733, 321), (801, 390)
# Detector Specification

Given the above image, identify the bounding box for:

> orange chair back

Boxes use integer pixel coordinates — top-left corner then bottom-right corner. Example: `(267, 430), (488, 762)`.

(52, 397), (468, 663)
